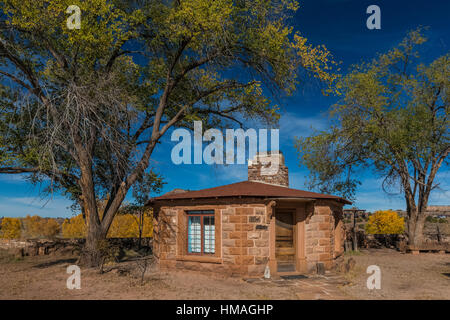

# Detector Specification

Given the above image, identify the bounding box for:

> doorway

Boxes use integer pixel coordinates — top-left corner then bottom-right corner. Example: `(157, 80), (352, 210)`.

(275, 209), (295, 272)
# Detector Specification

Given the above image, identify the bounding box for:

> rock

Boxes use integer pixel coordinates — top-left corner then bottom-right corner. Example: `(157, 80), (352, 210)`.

(38, 246), (47, 255)
(14, 248), (24, 259)
(316, 262), (325, 275)
(26, 245), (39, 256)
(334, 257), (347, 273)
(347, 257), (356, 271)
(397, 239), (407, 253)
(58, 246), (76, 255)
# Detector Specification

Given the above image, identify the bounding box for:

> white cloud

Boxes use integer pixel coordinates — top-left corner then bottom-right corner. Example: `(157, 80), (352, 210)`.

(351, 170), (450, 212)
(0, 196), (74, 218)
(352, 191), (405, 212)
(208, 164), (247, 184)
(279, 112), (329, 142)
(429, 188), (450, 205)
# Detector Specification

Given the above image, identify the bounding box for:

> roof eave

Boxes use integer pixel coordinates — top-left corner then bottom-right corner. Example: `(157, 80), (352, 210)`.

(147, 195), (351, 206)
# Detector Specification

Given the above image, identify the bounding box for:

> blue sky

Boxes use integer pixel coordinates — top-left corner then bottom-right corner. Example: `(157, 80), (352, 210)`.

(1, 0), (449, 218)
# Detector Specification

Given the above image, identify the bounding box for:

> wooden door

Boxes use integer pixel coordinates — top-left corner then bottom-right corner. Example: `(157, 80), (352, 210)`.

(275, 210), (295, 270)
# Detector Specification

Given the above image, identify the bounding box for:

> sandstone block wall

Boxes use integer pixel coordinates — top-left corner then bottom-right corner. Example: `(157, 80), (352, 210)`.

(221, 205), (270, 276)
(305, 200), (344, 271)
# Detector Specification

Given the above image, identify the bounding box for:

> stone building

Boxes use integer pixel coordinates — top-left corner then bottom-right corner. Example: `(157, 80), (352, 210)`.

(147, 152), (351, 277)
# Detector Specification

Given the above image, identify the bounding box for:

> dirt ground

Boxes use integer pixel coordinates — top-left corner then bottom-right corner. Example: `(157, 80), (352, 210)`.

(341, 248), (450, 300)
(0, 248), (448, 300)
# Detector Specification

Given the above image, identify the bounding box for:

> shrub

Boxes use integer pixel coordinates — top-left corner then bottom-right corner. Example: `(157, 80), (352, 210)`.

(365, 210), (405, 234)
(426, 216), (448, 224)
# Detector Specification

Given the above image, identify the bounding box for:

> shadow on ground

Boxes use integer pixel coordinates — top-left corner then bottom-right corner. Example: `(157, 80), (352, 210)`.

(33, 258), (78, 269)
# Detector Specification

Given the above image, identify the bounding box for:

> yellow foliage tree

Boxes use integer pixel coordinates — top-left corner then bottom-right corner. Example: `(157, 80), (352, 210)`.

(41, 219), (61, 239)
(22, 215), (61, 239)
(107, 212), (153, 238)
(22, 215), (41, 238)
(365, 210), (405, 234)
(0, 217), (22, 239)
(61, 211), (153, 239)
(139, 209), (153, 238)
(62, 214), (87, 238)
(107, 214), (138, 238)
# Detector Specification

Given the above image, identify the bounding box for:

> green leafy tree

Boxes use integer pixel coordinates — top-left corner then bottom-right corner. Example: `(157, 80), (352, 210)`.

(296, 29), (449, 246)
(0, 0), (339, 266)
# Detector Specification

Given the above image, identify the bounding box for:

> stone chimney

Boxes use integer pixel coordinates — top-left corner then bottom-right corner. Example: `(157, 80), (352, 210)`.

(247, 151), (289, 187)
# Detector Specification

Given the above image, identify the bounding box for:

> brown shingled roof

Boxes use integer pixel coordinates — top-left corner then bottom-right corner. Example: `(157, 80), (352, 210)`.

(148, 181), (351, 204)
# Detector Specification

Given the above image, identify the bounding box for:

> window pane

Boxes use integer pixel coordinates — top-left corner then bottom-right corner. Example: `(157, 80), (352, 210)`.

(188, 216), (201, 253)
(203, 216), (215, 254)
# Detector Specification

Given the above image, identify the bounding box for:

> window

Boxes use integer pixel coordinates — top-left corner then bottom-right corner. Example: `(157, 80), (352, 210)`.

(187, 210), (215, 254)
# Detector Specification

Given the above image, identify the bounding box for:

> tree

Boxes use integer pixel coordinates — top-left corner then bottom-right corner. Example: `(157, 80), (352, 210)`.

(296, 29), (449, 246)
(41, 218), (61, 239)
(128, 170), (163, 247)
(62, 212), (153, 238)
(62, 214), (87, 238)
(0, 0), (339, 266)
(365, 210), (405, 235)
(107, 213), (149, 238)
(0, 217), (21, 239)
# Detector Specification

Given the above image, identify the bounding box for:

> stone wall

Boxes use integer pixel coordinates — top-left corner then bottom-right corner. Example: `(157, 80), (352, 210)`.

(221, 205), (270, 276)
(0, 238), (152, 257)
(247, 153), (289, 187)
(305, 200), (344, 271)
(0, 239), (33, 249)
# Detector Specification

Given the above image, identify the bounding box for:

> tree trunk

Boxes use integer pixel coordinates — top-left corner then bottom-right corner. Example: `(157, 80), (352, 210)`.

(138, 210), (143, 250)
(75, 134), (158, 267)
(352, 212), (358, 251)
(407, 208), (426, 247)
(413, 214), (426, 245)
(79, 221), (106, 267)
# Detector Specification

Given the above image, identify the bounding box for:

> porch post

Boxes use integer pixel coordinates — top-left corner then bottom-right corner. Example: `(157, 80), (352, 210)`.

(295, 205), (307, 273)
(268, 215), (277, 274)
